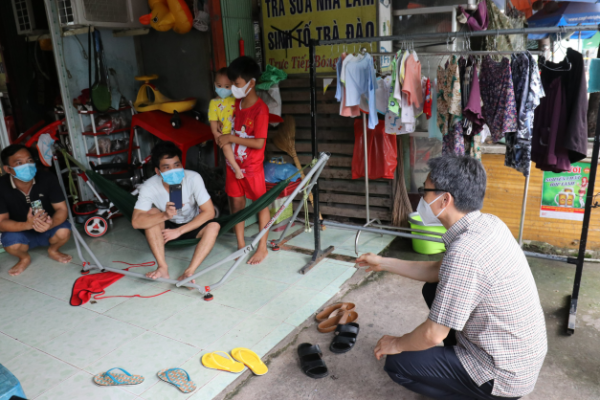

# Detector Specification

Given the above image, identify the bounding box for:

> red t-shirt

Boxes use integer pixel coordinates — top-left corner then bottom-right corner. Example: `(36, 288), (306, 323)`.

(231, 97), (269, 175)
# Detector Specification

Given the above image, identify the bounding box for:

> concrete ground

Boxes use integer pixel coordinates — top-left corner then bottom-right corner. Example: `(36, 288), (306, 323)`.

(214, 237), (600, 400)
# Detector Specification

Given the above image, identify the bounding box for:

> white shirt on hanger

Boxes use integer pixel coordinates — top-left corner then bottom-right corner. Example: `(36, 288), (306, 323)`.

(341, 54), (355, 84)
(376, 76), (392, 115)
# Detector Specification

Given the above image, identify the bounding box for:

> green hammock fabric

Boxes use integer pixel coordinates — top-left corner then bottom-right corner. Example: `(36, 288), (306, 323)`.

(64, 151), (310, 247)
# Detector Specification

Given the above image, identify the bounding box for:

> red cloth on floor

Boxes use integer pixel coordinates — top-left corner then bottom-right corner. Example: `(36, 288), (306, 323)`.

(70, 271), (124, 306)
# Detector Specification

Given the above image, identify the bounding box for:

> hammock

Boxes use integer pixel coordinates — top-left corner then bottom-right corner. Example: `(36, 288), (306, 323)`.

(62, 150), (311, 247)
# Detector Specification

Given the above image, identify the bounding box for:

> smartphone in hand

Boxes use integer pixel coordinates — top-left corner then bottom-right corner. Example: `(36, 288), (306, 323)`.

(169, 184), (183, 210)
(31, 200), (45, 216)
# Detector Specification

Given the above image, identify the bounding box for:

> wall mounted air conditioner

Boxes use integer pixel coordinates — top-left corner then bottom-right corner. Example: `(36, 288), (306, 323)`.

(11, 0), (49, 35)
(55, 0), (148, 29)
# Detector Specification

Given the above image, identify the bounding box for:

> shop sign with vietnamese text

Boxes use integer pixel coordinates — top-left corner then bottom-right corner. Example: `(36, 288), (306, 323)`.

(262, 0), (377, 74)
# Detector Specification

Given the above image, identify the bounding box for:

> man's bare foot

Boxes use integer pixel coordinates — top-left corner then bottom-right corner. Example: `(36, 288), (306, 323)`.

(234, 169), (244, 180)
(9, 256), (31, 276)
(146, 267), (170, 280)
(247, 247), (268, 265)
(48, 250), (73, 264)
(177, 270), (196, 289)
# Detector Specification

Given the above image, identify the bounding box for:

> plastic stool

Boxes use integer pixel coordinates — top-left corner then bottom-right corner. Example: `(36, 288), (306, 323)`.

(0, 363), (26, 400)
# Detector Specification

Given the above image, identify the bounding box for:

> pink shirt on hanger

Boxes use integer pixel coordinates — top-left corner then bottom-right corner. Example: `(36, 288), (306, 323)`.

(402, 53), (423, 109)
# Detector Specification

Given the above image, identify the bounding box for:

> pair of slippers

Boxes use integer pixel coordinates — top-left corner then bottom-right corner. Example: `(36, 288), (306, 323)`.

(202, 348), (268, 376)
(298, 303), (361, 379)
(316, 302), (360, 354)
(93, 367), (196, 393)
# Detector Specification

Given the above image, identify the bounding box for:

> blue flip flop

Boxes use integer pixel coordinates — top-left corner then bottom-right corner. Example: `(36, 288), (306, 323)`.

(157, 368), (197, 393)
(93, 368), (145, 386)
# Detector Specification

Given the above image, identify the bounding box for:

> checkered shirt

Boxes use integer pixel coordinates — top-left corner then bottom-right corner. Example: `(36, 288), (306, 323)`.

(429, 211), (547, 397)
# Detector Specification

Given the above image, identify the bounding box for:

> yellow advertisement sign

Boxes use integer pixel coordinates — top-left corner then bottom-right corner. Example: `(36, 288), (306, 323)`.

(262, 0), (377, 74)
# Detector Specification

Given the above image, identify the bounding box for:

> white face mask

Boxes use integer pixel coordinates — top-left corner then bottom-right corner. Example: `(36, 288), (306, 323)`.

(417, 194), (446, 226)
(231, 78), (255, 99)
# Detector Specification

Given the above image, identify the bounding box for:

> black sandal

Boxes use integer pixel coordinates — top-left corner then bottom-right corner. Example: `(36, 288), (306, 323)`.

(297, 343), (329, 379)
(330, 323), (360, 354)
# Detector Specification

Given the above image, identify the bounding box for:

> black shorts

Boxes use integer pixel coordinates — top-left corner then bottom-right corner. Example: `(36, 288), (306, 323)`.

(165, 220), (202, 241)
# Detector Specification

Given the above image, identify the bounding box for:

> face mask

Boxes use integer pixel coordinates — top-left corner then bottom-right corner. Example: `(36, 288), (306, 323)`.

(215, 86), (232, 99)
(417, 194), (446, 226)
(11, 163), (37, 183)
(160, 168), (185, 185)
(231, 78), (254, 99)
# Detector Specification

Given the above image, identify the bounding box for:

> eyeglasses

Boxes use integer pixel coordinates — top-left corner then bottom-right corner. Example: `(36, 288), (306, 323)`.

(417, 186), (450, 196)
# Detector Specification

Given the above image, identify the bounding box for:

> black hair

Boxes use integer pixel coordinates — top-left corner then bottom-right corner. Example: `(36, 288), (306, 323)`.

(151, 141), (182, 169)
(216, 67), (229, 78)
(227, 56), (261, 83)
(1, 144), (31, 166)
(427, 155), (487, 213)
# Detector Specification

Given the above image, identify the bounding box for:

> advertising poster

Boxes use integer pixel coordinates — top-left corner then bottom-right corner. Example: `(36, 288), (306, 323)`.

(262, 0), (377, 74)
(540, 163), (590, 221)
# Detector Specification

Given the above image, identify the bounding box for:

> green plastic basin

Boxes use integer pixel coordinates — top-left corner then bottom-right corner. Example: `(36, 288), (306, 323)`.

(408, 212), (447, 255)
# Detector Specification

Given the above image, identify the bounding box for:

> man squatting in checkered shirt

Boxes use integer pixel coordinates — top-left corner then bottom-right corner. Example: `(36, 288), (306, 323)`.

(358, 155), (547, 400)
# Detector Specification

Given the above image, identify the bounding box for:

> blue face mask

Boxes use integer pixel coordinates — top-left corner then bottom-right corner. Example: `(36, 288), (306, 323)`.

(12, 163), (37, 182)
(161, 168), (185, 185)
(215, 86), (232, 99)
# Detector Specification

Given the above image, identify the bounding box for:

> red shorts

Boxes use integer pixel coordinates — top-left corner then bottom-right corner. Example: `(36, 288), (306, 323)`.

(225, 168), (267, 201)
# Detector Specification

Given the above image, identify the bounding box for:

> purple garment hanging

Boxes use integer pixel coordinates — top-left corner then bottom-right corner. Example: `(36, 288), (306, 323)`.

(531, 77), (571, 173)
(480, 56), (518, 143)
(463, 64), (485, 135)
(458, 1), (489, 32)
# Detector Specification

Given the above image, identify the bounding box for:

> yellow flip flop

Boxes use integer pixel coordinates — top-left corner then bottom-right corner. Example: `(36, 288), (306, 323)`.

(230, 348), (268, 376)
(201, 351), (244, 373)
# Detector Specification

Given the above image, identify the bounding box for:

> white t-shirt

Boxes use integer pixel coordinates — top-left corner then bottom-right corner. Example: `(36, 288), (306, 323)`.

(134, 170), (211, 224)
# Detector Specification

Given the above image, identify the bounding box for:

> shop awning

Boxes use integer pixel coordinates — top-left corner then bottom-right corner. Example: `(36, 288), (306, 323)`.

(527, 2), (600, 40)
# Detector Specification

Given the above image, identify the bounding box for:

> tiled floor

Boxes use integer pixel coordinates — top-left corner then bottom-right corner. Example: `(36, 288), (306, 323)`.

(0, 219), (395, 399)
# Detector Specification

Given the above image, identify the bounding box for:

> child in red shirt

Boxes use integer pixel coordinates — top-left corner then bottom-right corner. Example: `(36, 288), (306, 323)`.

(217, 56), (270, 265)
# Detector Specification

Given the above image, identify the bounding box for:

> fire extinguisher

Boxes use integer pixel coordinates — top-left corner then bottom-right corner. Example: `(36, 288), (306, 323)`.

(238, 30), (244, 56)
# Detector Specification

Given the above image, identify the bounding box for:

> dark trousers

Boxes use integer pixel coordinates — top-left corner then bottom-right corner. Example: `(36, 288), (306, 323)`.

(383, 282), (521, 400)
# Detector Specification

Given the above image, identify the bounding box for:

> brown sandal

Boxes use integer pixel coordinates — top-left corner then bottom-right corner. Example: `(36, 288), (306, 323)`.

(315, 303), (356, 322)
(317, 310), (358, 333)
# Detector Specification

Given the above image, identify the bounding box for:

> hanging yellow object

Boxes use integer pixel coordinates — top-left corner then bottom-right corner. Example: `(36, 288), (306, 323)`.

(139, 0), (193, 35)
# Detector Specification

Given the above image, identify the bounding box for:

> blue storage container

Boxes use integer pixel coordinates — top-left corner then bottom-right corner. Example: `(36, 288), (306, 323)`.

(0, 363), (26, 400)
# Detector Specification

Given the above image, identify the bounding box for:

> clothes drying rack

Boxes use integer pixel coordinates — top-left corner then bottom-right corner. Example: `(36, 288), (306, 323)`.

(352, 47), (547, 252)
(299, 24), (600, 336)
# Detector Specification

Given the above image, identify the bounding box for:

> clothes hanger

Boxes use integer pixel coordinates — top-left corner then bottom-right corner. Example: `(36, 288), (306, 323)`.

(438, 35), (451, 69)
(539, 31), (572, 71)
